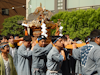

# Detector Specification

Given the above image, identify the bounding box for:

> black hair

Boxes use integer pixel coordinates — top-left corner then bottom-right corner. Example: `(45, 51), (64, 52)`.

(0, 35), (2, 40)
(38, 35), (46, 42)
(1, 36), (5, 40)
(90, 29), (100, 38)
(51, 36), (61, 43)
(6, 34), (14, 40)
(73, 37), (81, 41)
(1, 36), (8, 40)
(31, 35), (34, 37)
(61, 35), (67, 41)
(89, 29), (100, 41)
(14, 34), (19, 37)
(23, 35), (32, 41)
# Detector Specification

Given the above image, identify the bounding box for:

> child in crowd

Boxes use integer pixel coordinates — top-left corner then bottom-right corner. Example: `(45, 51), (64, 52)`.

(0, 42), (17, 75)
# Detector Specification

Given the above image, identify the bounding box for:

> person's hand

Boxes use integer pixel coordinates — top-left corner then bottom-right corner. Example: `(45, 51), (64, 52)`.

(61, 50), (64, 55)
(32, 42), (36, 47)
(72, 44), (77, 49)
(61, 50), (66, 61)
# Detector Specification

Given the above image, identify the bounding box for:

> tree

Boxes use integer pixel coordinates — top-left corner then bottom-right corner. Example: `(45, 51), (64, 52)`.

(51, 8), (100, 41)
(1, 15), (25, 37)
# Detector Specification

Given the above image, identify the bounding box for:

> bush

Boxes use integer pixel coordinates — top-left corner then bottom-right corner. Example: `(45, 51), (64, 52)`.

(51, 8), (100, 41)
(1, 15), (25, 37)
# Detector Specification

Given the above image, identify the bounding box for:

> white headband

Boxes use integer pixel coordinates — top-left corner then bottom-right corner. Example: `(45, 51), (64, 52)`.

(86, 38), (91, 43)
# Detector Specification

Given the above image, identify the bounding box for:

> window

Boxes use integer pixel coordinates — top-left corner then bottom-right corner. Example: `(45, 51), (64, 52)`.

(58, 0), (63, 9)
(2, 8), (9, 15)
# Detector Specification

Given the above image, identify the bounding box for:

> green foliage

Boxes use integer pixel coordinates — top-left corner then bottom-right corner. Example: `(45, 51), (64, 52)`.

(50, 29), (56, 36)
(1, 15), (25, 37)
(51, 8), (100, 41)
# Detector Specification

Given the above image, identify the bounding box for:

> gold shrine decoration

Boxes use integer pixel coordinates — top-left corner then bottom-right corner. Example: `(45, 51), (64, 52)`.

(19, 3), (87, 48)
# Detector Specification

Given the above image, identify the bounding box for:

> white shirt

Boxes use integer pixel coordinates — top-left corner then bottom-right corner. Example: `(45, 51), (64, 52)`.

(9, 47), (16, 58)
(26, 48), (30, 51)
(3, 58), (10, 75)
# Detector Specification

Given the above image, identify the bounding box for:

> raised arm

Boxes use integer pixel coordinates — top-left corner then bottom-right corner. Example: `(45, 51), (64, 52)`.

(61, 50), (66, 61)
(52, 53), (64, 62)
(18, 48), (32, 57)
(33, 44), (52, 57)
(72, 44), (81, 60)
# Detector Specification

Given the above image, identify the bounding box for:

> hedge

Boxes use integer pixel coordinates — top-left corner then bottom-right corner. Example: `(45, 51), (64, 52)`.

(51, 8), (100, 41)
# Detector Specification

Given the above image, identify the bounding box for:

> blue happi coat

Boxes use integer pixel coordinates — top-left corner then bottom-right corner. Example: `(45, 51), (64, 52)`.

(46, 47), (64, 75)
(17, 44), (32, 75)
(73, 42), (100, 75)
(31, 44), (53, 75)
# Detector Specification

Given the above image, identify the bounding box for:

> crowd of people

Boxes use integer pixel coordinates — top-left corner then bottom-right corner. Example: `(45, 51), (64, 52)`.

(0, 29), (100, 75)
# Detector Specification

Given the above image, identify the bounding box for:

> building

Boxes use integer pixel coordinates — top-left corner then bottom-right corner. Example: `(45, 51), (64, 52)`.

(0, 0), (26, 34)
(27, 0), (100, 18)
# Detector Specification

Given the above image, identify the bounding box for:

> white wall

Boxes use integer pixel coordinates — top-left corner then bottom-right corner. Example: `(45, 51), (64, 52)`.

(67, 0), (100, 9)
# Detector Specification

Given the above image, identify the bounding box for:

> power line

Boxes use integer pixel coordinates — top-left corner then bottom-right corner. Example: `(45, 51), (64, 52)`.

(0, 5), (26, 12)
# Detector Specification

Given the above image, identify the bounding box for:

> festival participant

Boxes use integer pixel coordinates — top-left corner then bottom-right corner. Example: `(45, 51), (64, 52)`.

(14, 34), (20, 49)
(7, 34), (18, 70)
(31, 35), (53, 75)
(73, 37), (83, 75)
(75, 36), (91, 75)
(17, 35), (35, 75)
(75, 36), (90, 75)
(0, 42), (17, 75)
(1, 36), (8, 43)
(73, 37), (83, 44)
(73, 29), (100, 75)
(14, 34), (19, 40)
(5, 34), (18, 70)
(61, 36), (71, 75)
(65, 34), (72, 44)
(46, 36), (66, 75)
